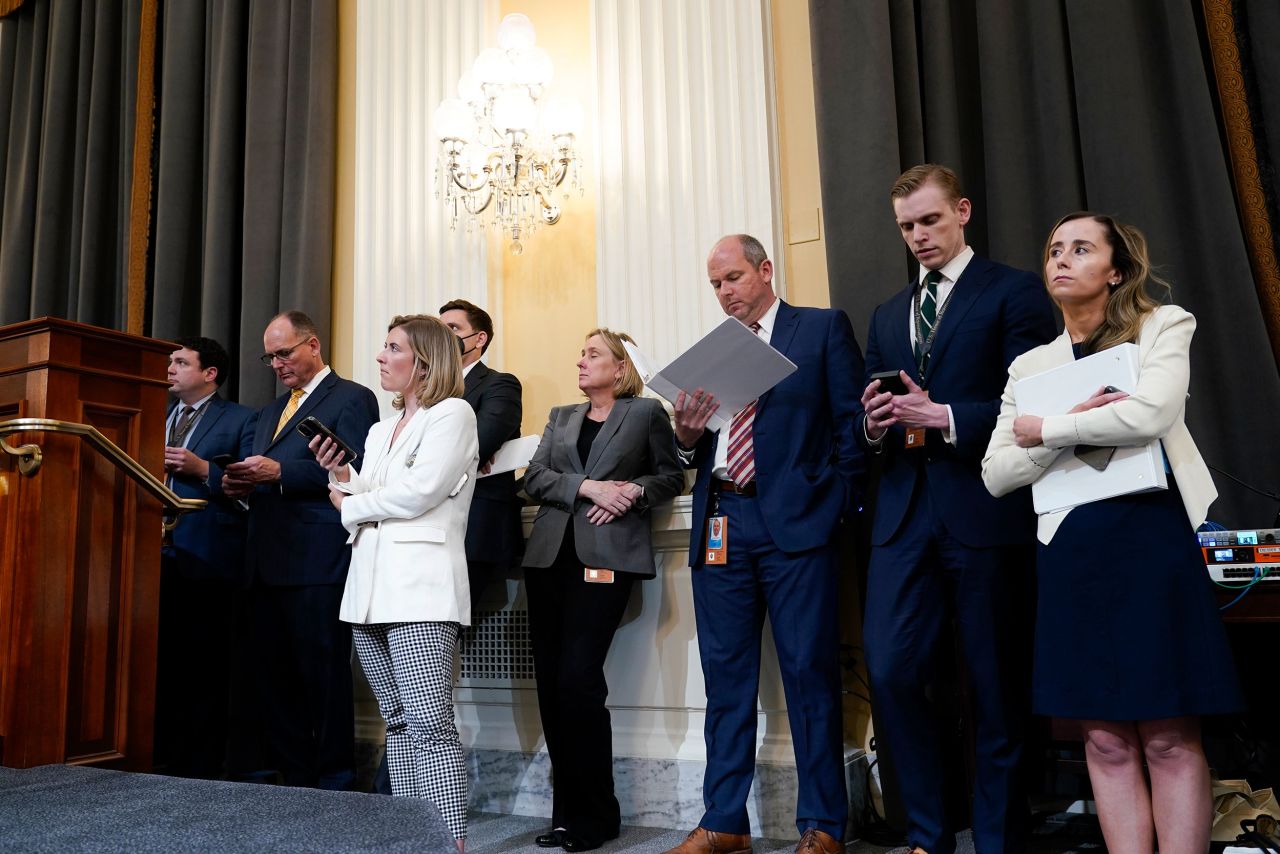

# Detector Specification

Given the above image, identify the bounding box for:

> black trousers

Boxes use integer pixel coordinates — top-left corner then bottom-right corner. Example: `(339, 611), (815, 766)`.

(525, 533), (636, 845)
(154, 554), (239, 778)
(251, 581), (355, 789)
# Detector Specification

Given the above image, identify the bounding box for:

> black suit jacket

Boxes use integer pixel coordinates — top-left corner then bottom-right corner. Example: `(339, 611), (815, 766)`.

(857, 255), (1057, 548)
(462, 361), (524, 568)
(165, 395), (257, 583)
(244, 370), (380, 586)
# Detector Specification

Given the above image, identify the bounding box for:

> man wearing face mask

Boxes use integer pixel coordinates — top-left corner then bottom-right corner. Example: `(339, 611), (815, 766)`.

(439, 299), (525, 611)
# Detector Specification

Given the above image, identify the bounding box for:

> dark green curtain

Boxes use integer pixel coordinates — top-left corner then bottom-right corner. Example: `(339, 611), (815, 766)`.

(0, 0), (140, 328)
(811, 0), (1280, 527)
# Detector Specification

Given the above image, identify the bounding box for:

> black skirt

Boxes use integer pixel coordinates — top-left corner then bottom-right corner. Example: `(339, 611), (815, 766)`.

(1032, 478), (1244, 720)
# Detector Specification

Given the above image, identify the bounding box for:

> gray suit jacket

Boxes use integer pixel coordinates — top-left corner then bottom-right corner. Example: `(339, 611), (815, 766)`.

(523, 396), (684, 578)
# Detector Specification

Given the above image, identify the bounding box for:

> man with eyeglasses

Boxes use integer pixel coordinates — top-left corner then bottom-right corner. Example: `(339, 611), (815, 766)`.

(223, 310), (379, 790)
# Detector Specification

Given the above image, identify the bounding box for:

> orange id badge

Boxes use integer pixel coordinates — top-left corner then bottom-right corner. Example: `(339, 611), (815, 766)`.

(705, 515), (728, 565)
(584, 567), (615, 583)
(903, 426), (926, 449)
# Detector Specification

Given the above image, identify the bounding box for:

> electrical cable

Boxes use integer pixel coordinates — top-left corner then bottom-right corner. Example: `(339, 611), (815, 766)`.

(1207, 464), (1280, 527)
(1218, 567), (1265, 611)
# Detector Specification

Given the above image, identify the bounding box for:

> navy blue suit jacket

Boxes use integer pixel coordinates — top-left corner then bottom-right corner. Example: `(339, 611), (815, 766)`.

(166, 395), (257, 583)
(687, 302), (866, 567)
(857, 255), (1057, 548)
(245, 371), (380, 586)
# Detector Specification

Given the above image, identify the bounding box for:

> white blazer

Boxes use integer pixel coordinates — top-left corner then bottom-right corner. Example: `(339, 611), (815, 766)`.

(982, 304), (1216, 544)
(331, 397), (479, 625)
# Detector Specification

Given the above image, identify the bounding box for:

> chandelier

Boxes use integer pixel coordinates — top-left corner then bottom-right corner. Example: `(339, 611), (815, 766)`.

(432, 14), (584, 255)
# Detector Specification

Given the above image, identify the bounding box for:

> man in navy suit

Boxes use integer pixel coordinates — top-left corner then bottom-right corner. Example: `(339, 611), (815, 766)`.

(440, 299), (524, 611)
(155, 336), (256, 778)
(667, 235), (865, 854)
(858, 165), (1056, 854)
(223, 310), (379, 789)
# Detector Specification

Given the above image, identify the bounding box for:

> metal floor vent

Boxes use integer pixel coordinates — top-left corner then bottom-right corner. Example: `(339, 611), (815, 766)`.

(460, 607), (535, 682)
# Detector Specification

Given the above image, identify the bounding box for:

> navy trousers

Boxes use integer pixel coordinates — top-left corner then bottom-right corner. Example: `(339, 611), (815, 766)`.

(863, 483), (1032, 854)
(691, 491), (847, 839)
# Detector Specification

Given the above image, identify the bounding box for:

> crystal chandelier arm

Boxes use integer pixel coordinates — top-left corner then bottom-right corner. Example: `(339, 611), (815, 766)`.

(460, 183), (495, 215)
(448, 160), (492, 193)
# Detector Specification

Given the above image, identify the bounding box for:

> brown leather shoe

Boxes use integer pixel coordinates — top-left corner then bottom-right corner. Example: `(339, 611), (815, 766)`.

(662, 826), (753, 854)
(795, 828), (844, 854)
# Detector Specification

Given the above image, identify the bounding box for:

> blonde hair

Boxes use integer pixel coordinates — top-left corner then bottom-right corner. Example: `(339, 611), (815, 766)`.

(584, 328), (644, 399)
(1042, 212), (1170, 354)
(890, 163), (964, 206)
(387, 314), (465, 410)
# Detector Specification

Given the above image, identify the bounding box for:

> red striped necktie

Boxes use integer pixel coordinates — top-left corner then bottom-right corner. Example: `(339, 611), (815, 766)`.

(725, 322), (762, 487)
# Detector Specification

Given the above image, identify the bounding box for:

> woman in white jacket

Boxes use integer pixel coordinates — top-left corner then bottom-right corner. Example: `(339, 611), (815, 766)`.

(983, 213), (1241, 854)
(311, 314), (478, 849)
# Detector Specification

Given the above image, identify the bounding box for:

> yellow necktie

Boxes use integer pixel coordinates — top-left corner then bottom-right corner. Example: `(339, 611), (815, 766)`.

(273, 388), (305, 439)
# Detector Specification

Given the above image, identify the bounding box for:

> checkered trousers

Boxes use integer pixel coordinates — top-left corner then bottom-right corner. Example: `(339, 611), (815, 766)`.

(352, 621), (467, 839)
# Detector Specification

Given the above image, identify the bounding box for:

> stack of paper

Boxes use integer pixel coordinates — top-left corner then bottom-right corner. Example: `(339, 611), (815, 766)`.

(1013, 342), (1167, 513)
(623, 317), (797, 431)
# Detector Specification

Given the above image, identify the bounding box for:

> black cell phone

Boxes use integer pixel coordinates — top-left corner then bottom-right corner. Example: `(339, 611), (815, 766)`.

(870, 369), (908, 395)
(297, 416), (358, 465)
(210, 453), (236, 468)
(1074, 444), (1117, 472)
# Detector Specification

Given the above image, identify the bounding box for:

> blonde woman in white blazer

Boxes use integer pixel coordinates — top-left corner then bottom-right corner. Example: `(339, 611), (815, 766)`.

(310, 314), (478, 849)
(983, 214), (1241, 854)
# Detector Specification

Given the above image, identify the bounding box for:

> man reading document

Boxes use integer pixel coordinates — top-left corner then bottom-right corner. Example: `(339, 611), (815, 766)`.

(666, 234), (866, 854)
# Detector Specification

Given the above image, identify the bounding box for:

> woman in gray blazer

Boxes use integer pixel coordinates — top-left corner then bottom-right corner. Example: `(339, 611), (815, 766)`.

(522, 328), (684, 852)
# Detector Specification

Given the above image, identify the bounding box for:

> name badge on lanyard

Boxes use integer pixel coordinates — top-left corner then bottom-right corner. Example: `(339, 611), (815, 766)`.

(705, 515), (728, 565)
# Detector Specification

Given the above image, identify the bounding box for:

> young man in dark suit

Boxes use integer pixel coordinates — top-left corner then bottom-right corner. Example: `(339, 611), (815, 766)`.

(440, 299), (524, 611)
(857, 164), (1057, 854)
(155, 336), (256, 778)
(668, 235), (866, 854)
(223, 310), (379, 790)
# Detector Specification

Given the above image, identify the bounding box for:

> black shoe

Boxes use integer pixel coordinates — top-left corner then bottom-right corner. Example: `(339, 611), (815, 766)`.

(561, 833), (603, 852)
(536, 829), (567, 848)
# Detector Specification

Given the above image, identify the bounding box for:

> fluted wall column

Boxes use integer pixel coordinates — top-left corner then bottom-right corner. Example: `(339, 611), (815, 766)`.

(352, 0), (500, 406)
(592, 0), (779, 364)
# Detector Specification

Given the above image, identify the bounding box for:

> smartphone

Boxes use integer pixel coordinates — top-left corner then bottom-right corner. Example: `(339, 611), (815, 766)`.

(297, 416), (358, 465)
(209, 453), (236, 468)
(1074, 444), (1117, 472)
(870, 370), (908, 396)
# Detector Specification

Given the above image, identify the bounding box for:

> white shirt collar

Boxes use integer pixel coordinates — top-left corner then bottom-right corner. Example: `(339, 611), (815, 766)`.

(753, 296), (781, 335)
(918, 245), (975, 287)
(297, 365), (331, 397)
(462, 360), (479, 378)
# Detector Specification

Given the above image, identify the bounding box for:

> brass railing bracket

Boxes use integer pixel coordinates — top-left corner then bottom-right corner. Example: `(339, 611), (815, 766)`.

(0, 436), (42, 476)
(0, 417), (206, 514)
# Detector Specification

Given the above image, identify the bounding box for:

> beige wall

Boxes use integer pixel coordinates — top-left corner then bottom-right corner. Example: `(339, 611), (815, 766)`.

(498, 0), (599, 437)
(771, 0), (830, 311)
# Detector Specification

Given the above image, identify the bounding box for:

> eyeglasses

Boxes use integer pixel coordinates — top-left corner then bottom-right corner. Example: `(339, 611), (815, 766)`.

(259, 338), (312, 366)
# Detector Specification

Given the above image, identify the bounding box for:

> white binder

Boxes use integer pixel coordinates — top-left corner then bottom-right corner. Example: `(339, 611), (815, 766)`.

(1013, 342), (1167, 514)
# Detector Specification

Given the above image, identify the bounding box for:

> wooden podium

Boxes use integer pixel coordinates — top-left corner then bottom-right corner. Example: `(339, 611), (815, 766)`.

(0, 318), (180, 770)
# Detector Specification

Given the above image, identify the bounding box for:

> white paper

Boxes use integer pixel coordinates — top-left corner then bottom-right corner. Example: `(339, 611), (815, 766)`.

(623, 318), (797, 432)
(478, 435), (541, 478)
(1013, 342), (1167, 513)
